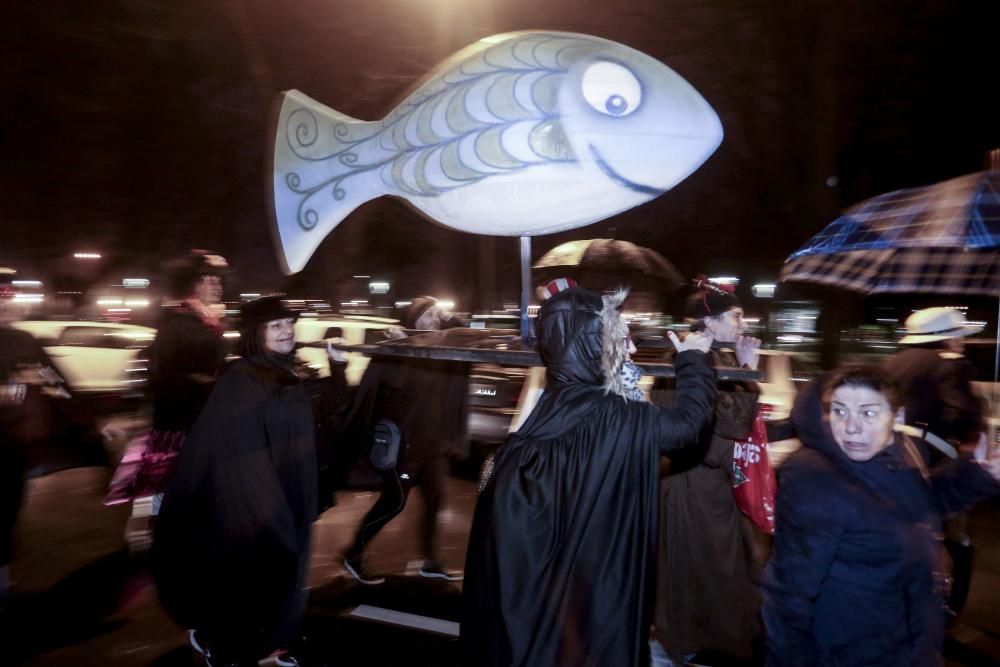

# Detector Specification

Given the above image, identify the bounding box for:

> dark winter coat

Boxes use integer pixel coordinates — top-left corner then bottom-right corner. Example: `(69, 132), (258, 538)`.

(461, 288), (717, 667)
(149, 304), (226, 432)
(0, 326), (104, 546)
(0, 326), (51, 564)
(152, 358), (317, 656)
(335, 354), (468, 487)
(651, 343), (762, 662)
(762, 376), (1000, 667)
(883, 347), (984, 446)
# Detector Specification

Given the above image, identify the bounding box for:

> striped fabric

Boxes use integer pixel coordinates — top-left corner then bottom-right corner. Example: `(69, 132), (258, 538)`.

(541, 277), (578, 299)
(781, 171), (1000, 295)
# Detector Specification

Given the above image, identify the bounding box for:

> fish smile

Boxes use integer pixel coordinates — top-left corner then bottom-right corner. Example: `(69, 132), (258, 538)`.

(589, 145), (665, 196)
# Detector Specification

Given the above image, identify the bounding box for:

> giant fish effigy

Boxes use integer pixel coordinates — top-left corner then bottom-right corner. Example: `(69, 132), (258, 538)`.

(272, 31), (723, 274)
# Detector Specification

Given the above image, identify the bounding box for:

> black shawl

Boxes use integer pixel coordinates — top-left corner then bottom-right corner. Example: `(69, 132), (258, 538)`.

(152, 358), (317, 656)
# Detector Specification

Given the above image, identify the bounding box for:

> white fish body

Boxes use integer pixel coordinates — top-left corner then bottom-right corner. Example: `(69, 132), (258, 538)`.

(273, 31), (723, 274)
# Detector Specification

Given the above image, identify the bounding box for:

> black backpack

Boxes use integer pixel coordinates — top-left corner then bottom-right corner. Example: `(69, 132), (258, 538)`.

(370, 419), (401, 471)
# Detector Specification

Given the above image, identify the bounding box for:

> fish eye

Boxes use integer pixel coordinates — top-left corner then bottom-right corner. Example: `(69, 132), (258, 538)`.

(581, 62), (641, 117)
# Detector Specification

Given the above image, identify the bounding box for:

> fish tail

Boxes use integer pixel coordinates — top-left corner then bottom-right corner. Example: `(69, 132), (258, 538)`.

(271, 90), (381, 274)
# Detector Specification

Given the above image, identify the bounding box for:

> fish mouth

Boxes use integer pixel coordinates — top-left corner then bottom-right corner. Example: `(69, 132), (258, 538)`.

(589, 145), (666, 197)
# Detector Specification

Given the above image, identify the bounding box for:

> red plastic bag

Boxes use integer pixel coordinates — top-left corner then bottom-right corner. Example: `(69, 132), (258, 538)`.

(731, 405), (777, 534)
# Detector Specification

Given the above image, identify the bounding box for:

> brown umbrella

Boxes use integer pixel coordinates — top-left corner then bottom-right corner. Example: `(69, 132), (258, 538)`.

(533, 238), (684, 293)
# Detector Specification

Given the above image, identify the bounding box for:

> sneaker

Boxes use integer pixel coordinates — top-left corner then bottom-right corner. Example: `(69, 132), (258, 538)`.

(274, 653), (300, 667)
(343, 555), (385, 585)
(418, 560), (463, 582)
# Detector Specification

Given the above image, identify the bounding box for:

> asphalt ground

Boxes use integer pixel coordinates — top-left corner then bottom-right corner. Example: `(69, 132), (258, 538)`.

(6, 465), (1000, 666)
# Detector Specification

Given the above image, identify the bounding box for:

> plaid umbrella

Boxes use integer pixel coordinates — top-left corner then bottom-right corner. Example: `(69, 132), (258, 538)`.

(780, 171), (1000, 295)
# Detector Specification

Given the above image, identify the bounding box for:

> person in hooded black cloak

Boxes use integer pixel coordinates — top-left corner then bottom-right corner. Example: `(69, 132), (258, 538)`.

(460, 286), (717, 667)
(152, 297), (317, 667)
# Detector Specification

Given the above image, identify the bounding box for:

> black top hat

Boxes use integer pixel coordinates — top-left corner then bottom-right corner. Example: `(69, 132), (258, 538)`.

(239, 296), (296, 333)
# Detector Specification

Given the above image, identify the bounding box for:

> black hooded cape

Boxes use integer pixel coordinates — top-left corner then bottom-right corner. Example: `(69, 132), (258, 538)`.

(152, 358), (317, 657)
(461, 288), (717, 667)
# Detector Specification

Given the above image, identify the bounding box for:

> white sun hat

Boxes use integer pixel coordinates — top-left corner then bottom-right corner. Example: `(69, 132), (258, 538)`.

(899, 307), (984, 345)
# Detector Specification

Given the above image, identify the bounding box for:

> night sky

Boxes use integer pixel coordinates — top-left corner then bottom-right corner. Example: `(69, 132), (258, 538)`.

(3, 0), (998, 310)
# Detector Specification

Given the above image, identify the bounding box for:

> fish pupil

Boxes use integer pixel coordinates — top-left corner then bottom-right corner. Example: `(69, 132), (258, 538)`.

(605, 94), (627, 115)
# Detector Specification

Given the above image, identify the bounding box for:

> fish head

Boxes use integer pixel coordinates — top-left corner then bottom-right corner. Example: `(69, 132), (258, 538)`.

(554, 38), (723, 197)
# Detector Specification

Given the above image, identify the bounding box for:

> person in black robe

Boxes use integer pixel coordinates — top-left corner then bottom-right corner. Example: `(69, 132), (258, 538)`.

(0, 285), (51, 605)
(152, 297), (317, 667)
(108, 251), (230, 544)
(1, 280), (89, 606)
(461, 287), (717, 667)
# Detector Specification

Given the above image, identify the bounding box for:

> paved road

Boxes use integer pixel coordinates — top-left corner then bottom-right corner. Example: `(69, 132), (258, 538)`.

(6, 466), (1000, 666)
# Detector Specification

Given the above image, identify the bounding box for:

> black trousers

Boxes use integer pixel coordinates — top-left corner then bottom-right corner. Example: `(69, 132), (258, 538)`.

(348, 455), (447, 563)
(0, 443), (26, 566)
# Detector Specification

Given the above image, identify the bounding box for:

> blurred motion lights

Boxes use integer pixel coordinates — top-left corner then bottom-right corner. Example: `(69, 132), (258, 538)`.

(752, 283), (776, 298)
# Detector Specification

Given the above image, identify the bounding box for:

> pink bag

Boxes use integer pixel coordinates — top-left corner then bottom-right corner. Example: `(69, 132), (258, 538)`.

(731, 405), (777, 534)
(104, 430), (186, 505)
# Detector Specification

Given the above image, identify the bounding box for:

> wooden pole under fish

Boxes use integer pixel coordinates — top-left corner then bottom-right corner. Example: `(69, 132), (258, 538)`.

(519, 236), (532, 342)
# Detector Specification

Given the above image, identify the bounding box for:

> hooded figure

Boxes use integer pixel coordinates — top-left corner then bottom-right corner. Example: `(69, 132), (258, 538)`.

(763, 366), (1000, 667)
(153, 297), (317, 666)
(461, 287), (717, 667)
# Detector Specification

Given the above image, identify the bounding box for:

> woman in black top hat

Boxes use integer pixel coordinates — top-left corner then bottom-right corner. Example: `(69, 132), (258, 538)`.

(153, 296), (316, 667)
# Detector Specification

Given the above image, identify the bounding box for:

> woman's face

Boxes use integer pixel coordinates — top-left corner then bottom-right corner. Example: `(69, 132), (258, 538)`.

(194, 274), (223, 305)
(263, 317), (296, 355)
(705, 307), (744, 343)
(828, 384), (897, 462)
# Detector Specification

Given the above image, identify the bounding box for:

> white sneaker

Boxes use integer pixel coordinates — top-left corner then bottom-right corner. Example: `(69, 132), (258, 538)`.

(418, 561), (463, 582)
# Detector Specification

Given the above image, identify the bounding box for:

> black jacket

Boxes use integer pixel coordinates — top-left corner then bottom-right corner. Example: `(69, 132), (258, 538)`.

(763, 377), (1000, 667)
(334, 354), (469, 489)
(153, 358), (317, 656)
(884, 347), (984, 446)
(149, 304), (226, 432)
(461, 288), (717, 667)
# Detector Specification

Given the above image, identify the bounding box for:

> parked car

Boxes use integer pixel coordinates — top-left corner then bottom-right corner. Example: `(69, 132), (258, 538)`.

(294, 315), (398, 385)
(11, 320), (156, 395)
(467, 363), (530, 445)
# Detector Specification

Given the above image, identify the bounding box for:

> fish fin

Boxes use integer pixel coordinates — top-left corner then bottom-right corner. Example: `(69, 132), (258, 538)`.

(270, 90), (381, 274)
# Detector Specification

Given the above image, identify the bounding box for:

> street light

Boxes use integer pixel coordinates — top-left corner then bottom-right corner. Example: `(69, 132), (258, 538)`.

(73, 252), (101, 259)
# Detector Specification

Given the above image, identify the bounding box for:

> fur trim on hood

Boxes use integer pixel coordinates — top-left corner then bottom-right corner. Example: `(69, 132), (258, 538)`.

(601, 288), (631, 398)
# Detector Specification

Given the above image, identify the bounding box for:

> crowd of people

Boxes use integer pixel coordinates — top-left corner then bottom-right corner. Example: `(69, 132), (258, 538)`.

(2, 255), (1000, 667)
